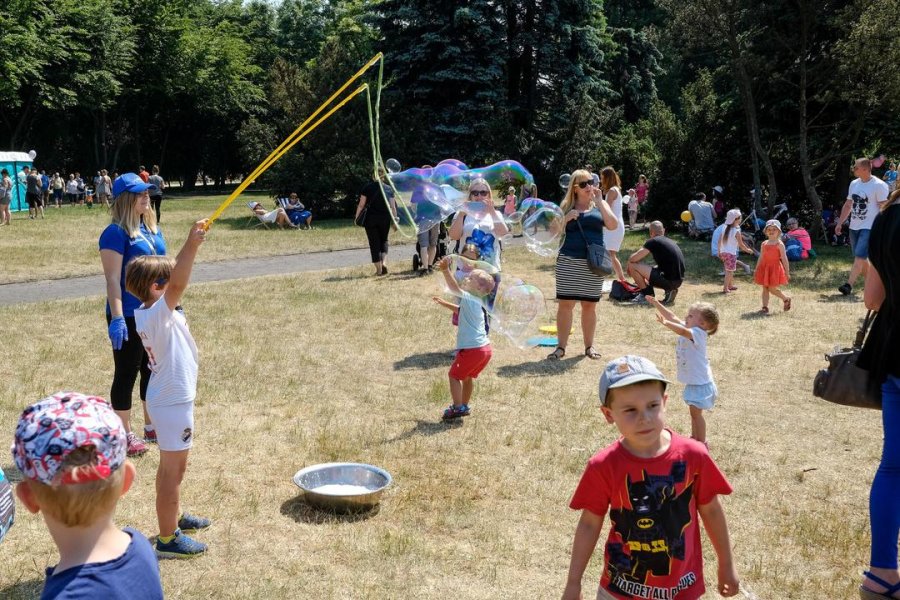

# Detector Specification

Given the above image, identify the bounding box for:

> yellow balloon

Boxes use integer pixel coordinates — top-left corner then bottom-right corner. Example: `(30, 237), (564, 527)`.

(680, 210), (692, 223)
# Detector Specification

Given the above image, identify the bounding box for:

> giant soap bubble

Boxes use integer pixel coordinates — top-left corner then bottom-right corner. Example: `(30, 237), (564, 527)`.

(522, 200), (564, 257)
(384, 159), (535, 239)
(433, 256), (546, 349)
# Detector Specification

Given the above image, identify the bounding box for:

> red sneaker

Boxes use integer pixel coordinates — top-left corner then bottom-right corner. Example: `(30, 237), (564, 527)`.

(127, 432), (148, 457)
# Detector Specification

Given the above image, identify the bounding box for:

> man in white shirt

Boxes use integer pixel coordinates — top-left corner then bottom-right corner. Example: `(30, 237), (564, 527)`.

(835, 157), (890, 295)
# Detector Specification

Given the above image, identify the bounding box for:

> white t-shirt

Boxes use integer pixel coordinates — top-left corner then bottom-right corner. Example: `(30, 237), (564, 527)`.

(675, 327), (714, 385)
(134, 295), (198, 407)
(460, 213), (502, 270)
(719, 225), (740, 255)
(847, 176), (890, 231)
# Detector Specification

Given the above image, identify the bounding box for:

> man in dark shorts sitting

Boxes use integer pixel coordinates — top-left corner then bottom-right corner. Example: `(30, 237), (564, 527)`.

(626, 220), (685, 305)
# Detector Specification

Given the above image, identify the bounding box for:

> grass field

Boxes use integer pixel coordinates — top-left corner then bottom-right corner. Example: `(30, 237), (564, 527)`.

(0, 194), (401, 284)
(0, 225), (877, 599)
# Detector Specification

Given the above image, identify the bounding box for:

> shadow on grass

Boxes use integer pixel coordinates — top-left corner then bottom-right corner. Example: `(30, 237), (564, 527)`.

(322, 273), (369, 283)
(496, 356), (583, 377)
(384, 418), (462, 444)
(393, 351), (451, 371)
(0, 579), (44, 600)
(817, 293), (861, 303)
(740, 310), (770, 321)
(279, 495), (381, 525)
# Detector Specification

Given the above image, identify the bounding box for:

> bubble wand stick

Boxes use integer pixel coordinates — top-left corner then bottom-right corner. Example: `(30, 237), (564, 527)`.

(205, 53), (384, 228)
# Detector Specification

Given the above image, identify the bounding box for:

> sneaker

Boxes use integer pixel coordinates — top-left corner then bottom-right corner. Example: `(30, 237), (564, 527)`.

(662, 289), (678, 306)
(178, 513), (211, 532)
(155, 529), (207, 559)
(631, 295), (649, 305)
(441, 404), (470, 421)
(126, 432), (148, 457)
(143, 427), (157, 444)
(838, 283), (852, 296)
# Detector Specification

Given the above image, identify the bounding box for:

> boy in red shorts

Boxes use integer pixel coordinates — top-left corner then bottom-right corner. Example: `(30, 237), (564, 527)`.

(431, 256), (495, 421)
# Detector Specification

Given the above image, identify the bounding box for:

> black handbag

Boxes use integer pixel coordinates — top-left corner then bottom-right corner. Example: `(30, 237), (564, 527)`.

(813, 310), (882, 410)
(355, 205), (368, 227)
(575, 219), (613, 276)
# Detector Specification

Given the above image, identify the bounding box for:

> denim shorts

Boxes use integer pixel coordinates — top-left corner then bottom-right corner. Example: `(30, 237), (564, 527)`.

(683, 382), (718, 410)
(850, 228), (871, 259)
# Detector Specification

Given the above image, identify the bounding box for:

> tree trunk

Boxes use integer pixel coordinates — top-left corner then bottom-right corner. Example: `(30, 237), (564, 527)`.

(797, 23), (823, 238)
(724, 17), (777, 211)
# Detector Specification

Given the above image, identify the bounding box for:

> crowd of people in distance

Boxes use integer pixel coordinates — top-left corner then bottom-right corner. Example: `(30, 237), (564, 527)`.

(0, 165), (168, 223)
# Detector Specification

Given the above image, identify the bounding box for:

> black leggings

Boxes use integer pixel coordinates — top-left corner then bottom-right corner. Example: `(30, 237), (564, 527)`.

(151, 195), (162, 222)
(365, 219), (391, 263)
(106, 314), (150, 411)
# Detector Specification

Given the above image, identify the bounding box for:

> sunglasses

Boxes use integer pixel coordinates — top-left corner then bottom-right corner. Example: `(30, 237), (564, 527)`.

(575, 180), (595, 189)
(470, 189), (490, 197)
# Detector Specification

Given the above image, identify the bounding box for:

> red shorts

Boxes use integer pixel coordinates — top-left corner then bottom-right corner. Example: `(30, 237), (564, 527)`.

(449, 345), (492, 380)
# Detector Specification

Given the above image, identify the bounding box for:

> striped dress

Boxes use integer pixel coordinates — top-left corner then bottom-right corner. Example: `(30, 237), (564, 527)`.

(556, 208), (606, 302)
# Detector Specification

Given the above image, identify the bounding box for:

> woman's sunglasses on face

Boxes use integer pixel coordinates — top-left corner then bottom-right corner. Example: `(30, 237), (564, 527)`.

(576, 180), (595, 189)
(470, 189), (490, 197)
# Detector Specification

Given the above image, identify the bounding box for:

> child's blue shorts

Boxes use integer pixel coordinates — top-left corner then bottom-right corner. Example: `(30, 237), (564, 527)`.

(683, 382), (718, 410)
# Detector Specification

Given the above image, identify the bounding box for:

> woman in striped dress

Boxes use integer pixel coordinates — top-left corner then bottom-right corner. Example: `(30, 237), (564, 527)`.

(547, 169), (619, 360)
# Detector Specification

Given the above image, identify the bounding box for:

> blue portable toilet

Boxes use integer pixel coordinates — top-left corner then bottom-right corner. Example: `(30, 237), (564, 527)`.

(0, 151), (34, 212)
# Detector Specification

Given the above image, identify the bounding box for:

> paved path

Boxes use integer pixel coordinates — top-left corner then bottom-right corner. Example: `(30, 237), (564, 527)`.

(0, 244), (422, 307)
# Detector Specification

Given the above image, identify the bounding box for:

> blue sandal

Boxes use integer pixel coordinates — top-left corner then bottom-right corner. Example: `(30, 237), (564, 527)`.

(860, 571), (900, 599)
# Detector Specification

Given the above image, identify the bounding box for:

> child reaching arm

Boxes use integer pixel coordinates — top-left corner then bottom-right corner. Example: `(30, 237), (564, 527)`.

(125, 219), (211, 558)
(431, 295), (460, 316)
(433, 256), (494, 421)
(646, 296), (720, 445)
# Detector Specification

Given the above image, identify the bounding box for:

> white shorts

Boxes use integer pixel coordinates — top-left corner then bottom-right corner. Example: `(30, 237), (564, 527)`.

(146, 402), (195, 451)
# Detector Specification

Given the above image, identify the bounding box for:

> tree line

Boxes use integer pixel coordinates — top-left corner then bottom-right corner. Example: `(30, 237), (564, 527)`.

(1, 0), (897, 226)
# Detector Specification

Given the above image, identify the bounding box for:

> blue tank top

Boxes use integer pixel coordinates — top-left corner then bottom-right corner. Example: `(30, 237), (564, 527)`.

(558, 208), (606, 259)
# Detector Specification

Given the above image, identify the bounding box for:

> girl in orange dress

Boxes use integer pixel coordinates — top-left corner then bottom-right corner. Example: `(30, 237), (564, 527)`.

(754, 219), (792, 313)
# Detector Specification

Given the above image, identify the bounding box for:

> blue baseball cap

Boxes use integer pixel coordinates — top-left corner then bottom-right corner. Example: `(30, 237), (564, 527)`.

(599, 355), (669, 406)
(112, 172), (156, 198)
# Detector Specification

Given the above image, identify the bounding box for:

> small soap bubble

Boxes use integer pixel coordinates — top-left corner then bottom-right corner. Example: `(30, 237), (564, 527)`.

(559, 173), (572, 190)
(385, 158), (402, 174)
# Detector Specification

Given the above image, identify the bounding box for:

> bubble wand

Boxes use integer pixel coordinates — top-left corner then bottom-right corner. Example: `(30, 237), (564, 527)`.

(205, 52), (385, 228)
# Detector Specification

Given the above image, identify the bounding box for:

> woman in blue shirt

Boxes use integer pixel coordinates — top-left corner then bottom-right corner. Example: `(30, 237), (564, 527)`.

(548, 169), (618, 360)
(99, 173), (166, 457)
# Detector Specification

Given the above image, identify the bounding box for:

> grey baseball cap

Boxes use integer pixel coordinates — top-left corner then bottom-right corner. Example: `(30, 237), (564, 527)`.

(599, 355), (670, 406)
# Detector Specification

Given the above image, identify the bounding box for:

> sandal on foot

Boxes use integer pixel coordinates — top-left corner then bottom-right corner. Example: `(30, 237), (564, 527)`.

(860, 571), (900, 599)
(546, 347), (566, 360)
(784, 297), (792, 311)
(760, 306), (769, 314)
(584, 346), (601, 360)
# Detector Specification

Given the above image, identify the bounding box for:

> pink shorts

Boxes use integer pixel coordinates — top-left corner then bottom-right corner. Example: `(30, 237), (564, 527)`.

(449, 345), (492, 380)
(721, 252), (737, 272)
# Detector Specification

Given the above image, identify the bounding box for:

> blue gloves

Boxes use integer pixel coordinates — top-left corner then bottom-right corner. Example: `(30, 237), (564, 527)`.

(108, 316), (128, 350)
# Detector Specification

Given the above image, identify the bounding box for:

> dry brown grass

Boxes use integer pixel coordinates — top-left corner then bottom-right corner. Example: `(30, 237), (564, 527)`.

(0, 233), (878, 599)
(0, 194), (394, 284)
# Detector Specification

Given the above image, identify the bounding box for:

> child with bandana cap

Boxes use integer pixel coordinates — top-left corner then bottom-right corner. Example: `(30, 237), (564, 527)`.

(12, 392), (163, 599)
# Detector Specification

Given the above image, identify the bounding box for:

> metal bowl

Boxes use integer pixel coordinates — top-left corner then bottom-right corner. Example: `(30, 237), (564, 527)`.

(293, 462), (392, 513)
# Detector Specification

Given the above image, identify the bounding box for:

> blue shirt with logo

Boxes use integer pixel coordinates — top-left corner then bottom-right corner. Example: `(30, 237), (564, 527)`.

(42, 527), (163, 600)
(99, 223), (167, 317)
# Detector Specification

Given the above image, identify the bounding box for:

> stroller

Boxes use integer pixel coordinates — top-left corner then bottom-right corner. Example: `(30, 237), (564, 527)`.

(412, 221), (450, 272)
